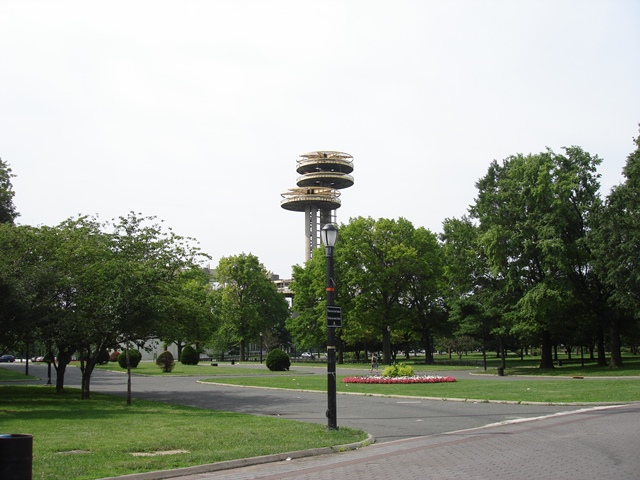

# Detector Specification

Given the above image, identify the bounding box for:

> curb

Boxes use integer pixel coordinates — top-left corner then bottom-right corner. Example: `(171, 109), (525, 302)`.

(97, 433), (375, 480)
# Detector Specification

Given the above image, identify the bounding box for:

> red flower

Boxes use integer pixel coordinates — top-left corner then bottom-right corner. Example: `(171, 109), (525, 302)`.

(341, 375), (456, 384)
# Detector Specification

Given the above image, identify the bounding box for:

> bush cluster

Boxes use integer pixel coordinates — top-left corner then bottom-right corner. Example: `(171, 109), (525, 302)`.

(156, 351), (175, 373)
(265, 348), (290, 371)
(180, 345), (199, 365)
(117, 349), (142, 369)
(96, 349), (110, 365)
(382, 363), (414, 377)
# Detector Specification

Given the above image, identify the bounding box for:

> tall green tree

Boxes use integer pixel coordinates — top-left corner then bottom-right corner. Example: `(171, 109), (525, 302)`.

(159, 267), (217, 357)
(440, 216), (501, 368)
(403, 226), (445, 364)
(470, 147), (603, 368)
(290, 217), (446, 365)
(214, 253), (289, 361)
(0, 224), (54, 352)
(288, 253), (330, 353)
(593, 128), (640, 366)
(0, 158), (18, 224)
(79, 213), (208, 401)
(336, 217), (438, 364)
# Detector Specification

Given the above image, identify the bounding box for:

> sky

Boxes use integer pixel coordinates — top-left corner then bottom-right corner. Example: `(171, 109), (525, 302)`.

(1, 0), (639, 279)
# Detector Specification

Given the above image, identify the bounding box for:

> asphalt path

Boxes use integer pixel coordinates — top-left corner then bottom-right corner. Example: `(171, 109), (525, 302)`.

(4, 362), (592, 443)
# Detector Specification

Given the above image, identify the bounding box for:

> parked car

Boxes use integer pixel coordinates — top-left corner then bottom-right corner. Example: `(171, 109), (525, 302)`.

(301, 352), (313, 358)
(0, 355), (15, 362)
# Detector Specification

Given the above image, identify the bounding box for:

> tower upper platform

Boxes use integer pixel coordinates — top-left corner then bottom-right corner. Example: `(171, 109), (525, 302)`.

(295, 151), (354, 189)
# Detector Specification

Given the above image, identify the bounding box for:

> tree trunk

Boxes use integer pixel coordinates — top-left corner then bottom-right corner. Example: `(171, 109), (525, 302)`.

(539, 331), (554, 369)
(126, 344), (132, 406)
(55, 361), (67, 394)
(54, 349), (73, 394)
(609, 314), (624, 368)
(81, 355), (98, 400)
(239, 339), (246, 362)
(596, 325), (607, 367)
(382, 327), (391, 365)
(423, 329), (435, 365)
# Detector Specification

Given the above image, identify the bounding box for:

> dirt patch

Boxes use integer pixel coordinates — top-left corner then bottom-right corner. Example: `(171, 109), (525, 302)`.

(131, 450), (189, 457)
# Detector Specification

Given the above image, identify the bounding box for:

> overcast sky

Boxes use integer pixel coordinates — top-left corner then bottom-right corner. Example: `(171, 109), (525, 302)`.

(1, 0), (639, 278)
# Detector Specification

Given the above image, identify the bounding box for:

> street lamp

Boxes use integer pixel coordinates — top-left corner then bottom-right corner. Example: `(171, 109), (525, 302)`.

(321, 223), (338, 430)
(259, 332), (263, 364)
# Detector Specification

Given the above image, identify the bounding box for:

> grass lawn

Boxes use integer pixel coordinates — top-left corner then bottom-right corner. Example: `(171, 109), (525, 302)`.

(202, 374), (639, 404)
(0, 367), (37, 381)
(94, 361), (299, 376)
(0, 385), (367, 480)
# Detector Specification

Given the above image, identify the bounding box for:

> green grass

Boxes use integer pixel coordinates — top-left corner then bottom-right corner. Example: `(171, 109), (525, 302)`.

(94, 361), (299, 376)
(505, 358), (640, 377)
(202, 374), (640, 403)
(0, 385), (367, 480)
(0, 367), (38, 381)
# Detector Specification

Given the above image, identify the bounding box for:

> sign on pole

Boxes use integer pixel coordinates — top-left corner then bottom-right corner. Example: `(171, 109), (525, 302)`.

(326, 306), (342, 328)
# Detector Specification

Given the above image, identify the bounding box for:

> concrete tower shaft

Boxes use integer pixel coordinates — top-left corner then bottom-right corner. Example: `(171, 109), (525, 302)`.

(281, 151), (354, 262)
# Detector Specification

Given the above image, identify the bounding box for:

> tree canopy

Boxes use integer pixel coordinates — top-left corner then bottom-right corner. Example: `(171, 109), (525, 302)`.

(213, 253), (289, 361)
(0, 158), (18, 224)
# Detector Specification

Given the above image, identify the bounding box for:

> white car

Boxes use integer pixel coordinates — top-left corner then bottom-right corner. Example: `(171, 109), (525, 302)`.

(301, 352), (313, 358)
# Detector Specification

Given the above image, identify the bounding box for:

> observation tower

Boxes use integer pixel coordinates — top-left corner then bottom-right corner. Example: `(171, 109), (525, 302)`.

(281, 151), (354, 262)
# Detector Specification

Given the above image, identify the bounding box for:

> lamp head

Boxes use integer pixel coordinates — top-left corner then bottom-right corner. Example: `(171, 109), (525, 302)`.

(321, 223), (338, 248)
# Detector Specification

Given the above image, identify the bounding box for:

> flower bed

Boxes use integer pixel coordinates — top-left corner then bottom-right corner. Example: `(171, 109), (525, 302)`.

(342, 375), (456, 384)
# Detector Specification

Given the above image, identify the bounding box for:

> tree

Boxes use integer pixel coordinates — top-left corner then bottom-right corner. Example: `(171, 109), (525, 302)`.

(336, 217), (437, 364)
(29, 214), (208, 399)
(403, 227), (446, 365)
(0, 158), (18, 224)
(77, 213), (208, 401)
(287, 254), (327, 353)
(159, 267), (217, 357)
(0, 224), (55, 353)
(441, 216), (505, 370)
(214, 253), (289, 361)
(470, 147), (603, 368)
(593, 127), (640, 367)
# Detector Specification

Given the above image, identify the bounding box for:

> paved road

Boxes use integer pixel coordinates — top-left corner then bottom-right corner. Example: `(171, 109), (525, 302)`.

(4, 363), (639, 479)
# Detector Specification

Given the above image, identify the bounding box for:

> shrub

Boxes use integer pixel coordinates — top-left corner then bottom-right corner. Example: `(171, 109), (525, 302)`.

(117, 349), (142, 369)
(96, 349), (110, 365)
(382, 363), (414, 377)
(180, 345), (199, 365)
(109, 351), (120, 362)
(156, 351), (175, 373)
(265, 348), (291, 371)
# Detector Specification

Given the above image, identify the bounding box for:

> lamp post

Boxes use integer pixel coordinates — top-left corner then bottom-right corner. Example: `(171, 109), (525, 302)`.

(321, 223), (338, 430)
(259, 332), (263, 363)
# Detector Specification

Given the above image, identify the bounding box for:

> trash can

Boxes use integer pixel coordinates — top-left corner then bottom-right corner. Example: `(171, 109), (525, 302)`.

(0, 434), (33, 480)
(497, 367), (504, 376)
